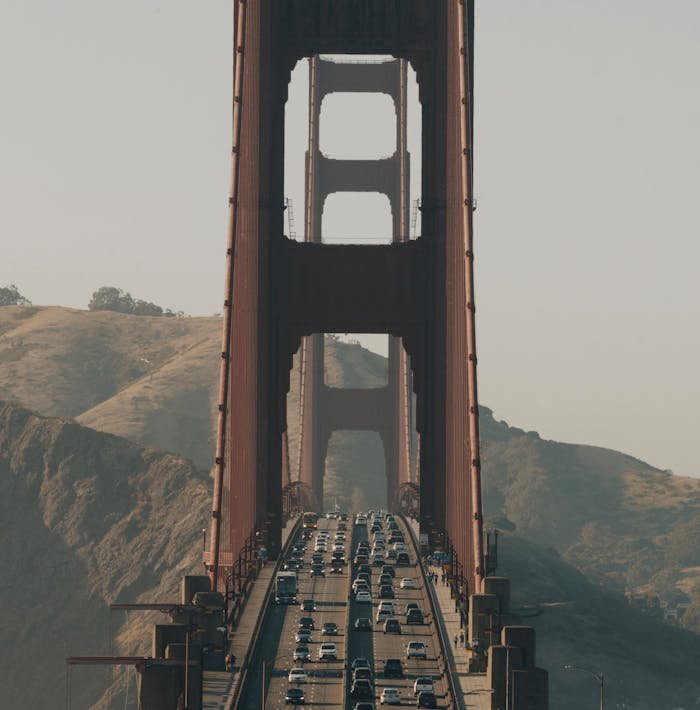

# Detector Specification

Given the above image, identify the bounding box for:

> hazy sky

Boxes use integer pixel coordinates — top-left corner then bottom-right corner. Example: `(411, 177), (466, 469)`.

(1, 1), (698, 478)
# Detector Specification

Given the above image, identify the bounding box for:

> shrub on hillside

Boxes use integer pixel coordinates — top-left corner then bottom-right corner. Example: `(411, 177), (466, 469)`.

(88, 287), (181, 317)
(0, 284), (31, 306)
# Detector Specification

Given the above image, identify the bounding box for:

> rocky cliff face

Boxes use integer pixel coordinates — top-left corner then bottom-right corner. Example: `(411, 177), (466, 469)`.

(0, 402), (209, 709)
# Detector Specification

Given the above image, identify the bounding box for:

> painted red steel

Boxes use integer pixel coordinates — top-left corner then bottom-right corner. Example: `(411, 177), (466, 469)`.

(213, 0), (484, 598)
(208, 0), (247, 592)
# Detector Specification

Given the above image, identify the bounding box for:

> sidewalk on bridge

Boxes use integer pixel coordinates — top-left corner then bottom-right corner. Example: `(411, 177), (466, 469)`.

(202, 519), (296, 710)
(427, 566), (493, 710)
(409, 521), (492, 710)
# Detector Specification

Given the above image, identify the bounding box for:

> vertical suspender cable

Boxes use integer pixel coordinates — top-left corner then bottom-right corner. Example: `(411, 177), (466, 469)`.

(209, 0), (248, 592)
(456, 0), (484, 586)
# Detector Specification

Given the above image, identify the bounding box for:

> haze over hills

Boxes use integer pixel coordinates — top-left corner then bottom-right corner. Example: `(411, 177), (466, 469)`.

(1, 305), (699, 708)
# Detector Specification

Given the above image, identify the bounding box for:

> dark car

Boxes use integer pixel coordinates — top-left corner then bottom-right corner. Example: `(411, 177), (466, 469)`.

(322, 622), (338, 636)
(405, 603), (419, 615)
(417, 691), (438, 708)
(379, 585), (395, 599)
(301, 599), (316, 612)
(406, 608), (424, 625)
(396, 552), (410, 566)
(311, 552), (324, 563)
(285, 686), (306, 704)
(358, 564), (373, 576)
(354, 617), (372, 631)
(311, 563), (325, 577)
(379, 573), (393, 587)
(298, 616), (314, 630)
(352, 667), (374, 684)
(350, 680), (374, 699)
(354, 554), (369, 565)
(356, 572), (371, 584)
(330, 561), (344, 573)
(383, 618), (401, 634)
(283, 561), (301, 571)
(381, 565), (396, 578)
(384, 658), (403, 678)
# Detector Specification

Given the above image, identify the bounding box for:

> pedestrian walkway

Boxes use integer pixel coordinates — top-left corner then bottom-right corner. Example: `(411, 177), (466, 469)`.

(202, 519), (297, 709)
(409, 521), (493, 710)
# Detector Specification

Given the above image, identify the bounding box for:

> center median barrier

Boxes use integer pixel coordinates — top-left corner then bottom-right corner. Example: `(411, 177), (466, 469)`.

(400, 514), (462, 710)
(229, 515), (302, 709)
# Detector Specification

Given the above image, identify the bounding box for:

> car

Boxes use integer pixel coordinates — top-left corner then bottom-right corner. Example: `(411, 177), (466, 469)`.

(413, 677), (434, 695)
(373, 554), (386, 567)
(318, 642), (338, 661)
(383, 618), (401, 634)
(355, 515), (367, 525)
(322, 622), (338, 635)
(404, 603), (419, 614)
(416, 691), (438, 708)
(352, 704), (374, 710)
(283, 561), (301, 571)
(379, 573), (393, 587)
(396, 552), (410, 566)
(330, 561), (344, 573)
(378, 601), (395, 613)
(380, 688), (401, 705)
(392, 542), (407, 553)
(293, 645), (311, 662)
(311, 552), (324, 563)
(385, 549), (397, 560)
(381, 565), (396, 578)
(300, 599), (316, 612)
(295, 629), (312, 643)
(350, 680), (374, 699)
(354, 617), (372, 631)
(406, 642), (428, 659)
(379, 584), (395, 599)
(352, 667), (374, 684)
(399, 578), (416, 590)
(355, 590), (372, 603)
(358, 564), (373, 576)
(351, 657), (371, 672)
(311, 564), (325, 577)
(376, 607), (392, 624)
(338, 520), (347, 529)
(353, 573), (370, 586)
(288, 668), (308, 684)
(298, 616), (315, 630)
(406, 608), (425, 625)
(383, 658), (403, 678)
(353, 583), (370, 597)
(285, 686), (306, 704)
(314, 544), (328, 552)
(354, 554), (369, 565)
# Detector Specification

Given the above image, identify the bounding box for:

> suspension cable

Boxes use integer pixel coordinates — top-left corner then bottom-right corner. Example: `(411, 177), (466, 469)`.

(456, 0), (485, 586)
(210, 0), (248, 592)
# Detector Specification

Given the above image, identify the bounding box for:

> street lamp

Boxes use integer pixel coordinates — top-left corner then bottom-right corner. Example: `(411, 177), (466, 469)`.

(564, 664), (604, 710)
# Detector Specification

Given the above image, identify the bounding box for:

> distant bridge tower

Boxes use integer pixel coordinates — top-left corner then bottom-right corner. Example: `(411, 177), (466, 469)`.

(296, 55), (414, 512)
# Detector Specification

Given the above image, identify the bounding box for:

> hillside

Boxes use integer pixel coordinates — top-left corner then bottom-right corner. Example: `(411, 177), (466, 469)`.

(0, 401), (209, 709)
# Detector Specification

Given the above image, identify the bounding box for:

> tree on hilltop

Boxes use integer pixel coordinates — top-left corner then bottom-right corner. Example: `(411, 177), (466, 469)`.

(88, 286), (181, 317)
(0, 284), (31, 306)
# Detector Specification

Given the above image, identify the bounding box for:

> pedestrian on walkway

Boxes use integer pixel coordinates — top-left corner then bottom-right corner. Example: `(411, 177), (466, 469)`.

(459, 631), (465, 647)
(454, 633), (458, 648)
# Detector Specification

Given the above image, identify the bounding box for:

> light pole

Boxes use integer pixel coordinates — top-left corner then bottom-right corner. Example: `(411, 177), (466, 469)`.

(564, 664), (604, 710)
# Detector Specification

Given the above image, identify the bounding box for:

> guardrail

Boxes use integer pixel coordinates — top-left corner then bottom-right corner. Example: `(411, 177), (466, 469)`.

(229, 516), (302, 709)
(400, 514), (463, 710)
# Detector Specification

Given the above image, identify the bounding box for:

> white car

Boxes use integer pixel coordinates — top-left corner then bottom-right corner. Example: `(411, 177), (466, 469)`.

(318, 642), (338, 661)
(406, 642), (428, 659)
(413, 677), (434, 694)
(355, 515), (367, 525)
(314, 543), (328, 552)
(399, 578), (416, 590)
(376, 608), (392, 624)
(288, 668), (308, 684)
(392, 542), (407, 553)
(380, 687), (401, 705)
(378, 601), (395, 614)
(333, 543), (345, 552)
(355, 590), (372, 603)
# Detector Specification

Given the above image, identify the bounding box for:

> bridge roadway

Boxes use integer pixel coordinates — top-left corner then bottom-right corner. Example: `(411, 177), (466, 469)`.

(238, 516), (348, 709)
(234, 512), (452, 709)
(347, 516), (450, 708)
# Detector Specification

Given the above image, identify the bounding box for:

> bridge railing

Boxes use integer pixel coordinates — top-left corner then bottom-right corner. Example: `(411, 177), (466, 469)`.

(400, 513), (464, 710)
(230, 515), (302, 708)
